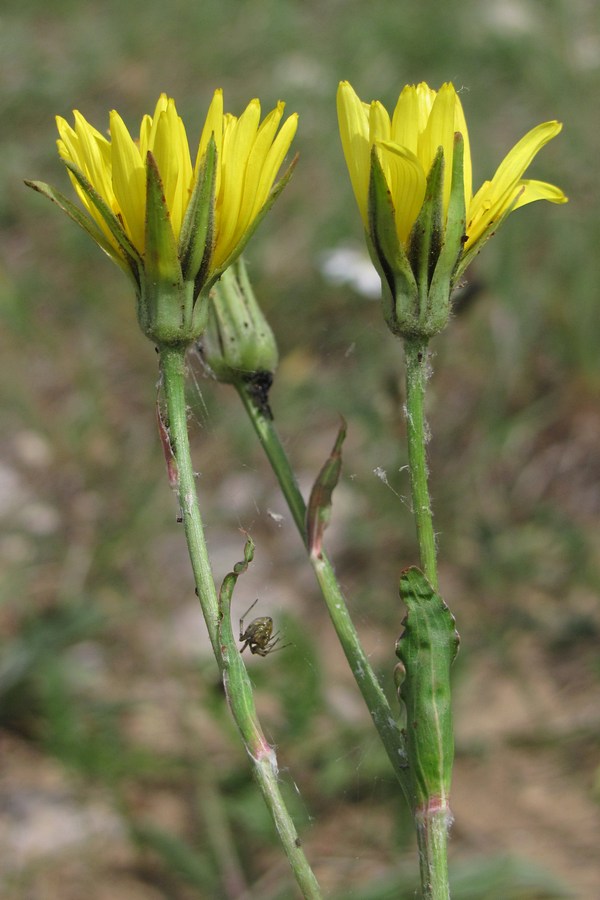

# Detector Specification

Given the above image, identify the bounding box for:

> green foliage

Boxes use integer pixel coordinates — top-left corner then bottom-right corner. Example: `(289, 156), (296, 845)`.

(0, 603), (104, 735)
(130, 823), (216, 892)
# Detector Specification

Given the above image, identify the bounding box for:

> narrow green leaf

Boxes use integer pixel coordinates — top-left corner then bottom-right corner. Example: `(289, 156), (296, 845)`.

(24, 179), (136, 280)
(62, 161), (143, 277)
(395, 567), (459, 811)
(218, 538), (251, 670)
(306, 418), (346, 557)
(217, 537), (265, 735)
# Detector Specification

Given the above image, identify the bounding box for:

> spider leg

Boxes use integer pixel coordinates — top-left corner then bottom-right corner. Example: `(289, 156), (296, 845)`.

(265, 637), (293, 654)
(239, 598), (259, 638)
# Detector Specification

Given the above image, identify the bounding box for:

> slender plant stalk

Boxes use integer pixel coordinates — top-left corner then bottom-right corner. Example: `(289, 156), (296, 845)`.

(235, 380), (410, 798)
(403, 338), (438, 590)
(415, 809), (451, 900)
(218, 540), (322, 899)
(160, 346), (220, 653)
(159, 346), (322, 899)
(402, 338), (450, 899)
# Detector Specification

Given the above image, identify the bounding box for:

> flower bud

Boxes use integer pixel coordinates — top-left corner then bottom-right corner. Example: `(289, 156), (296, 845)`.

(200, 258), (278, 388)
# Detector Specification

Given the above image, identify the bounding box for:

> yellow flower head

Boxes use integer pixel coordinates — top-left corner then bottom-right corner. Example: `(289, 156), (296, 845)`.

(27, 92), (297, 344)
(55, 91), (298, 273)
(337, 80), (566, 267)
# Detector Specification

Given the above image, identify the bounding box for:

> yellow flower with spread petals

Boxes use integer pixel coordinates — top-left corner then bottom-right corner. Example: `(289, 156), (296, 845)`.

(27, 92), (297, 345)
(337, 80), (566, 338)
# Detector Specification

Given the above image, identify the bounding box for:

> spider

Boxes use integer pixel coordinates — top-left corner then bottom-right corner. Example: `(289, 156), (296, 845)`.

(239, 599), (290, 657)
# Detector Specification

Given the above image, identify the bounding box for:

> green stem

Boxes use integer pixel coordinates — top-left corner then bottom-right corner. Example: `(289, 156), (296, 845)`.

(159, 346), (322, 899)
(403, 339), (450, 899)
(219, 548), (322, 900)
(416, 808), (451, 900)
(235, 380), (410, 798)
(160, 345), (220, 653)
(403, 338), (438, 589)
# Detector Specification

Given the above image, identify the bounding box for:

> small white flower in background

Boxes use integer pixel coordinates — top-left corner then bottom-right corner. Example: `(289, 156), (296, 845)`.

(319, 245), (381, 299)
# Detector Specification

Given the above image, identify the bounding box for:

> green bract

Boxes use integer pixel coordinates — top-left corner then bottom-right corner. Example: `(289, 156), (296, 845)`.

(200, 257), (279, 385)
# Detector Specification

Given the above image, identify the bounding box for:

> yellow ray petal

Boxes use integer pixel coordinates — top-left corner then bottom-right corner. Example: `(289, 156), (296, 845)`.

(511, 178), (567, 210)
(216, 99), (262, 257)
(150, 99), (193, 239)
(337, 81), (370, 224)
(139, 93), (169, 158)
(73, 113), (114, 203)
(452, 90), (472, 207)
(391, 86), (420, 154)
(420, 83), (462, 214)
(235, 101), (285, 237)
(57, 113), (116, 237)
(109, 110), (146, 251)
(378, 141), (427, 243)
(368, 101), (392, 192)
(241, 107), (298, 236)
(197, 89), (224, 166)
(196, 89), (224, 206)
(486, 121), (563, 204)
(391, 83), (436, 153)
(249, 111), (298, 221)
(369, 100), (391, 144)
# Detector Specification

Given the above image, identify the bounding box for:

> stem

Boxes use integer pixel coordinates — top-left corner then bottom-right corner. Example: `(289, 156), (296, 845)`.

(235, 380), (410, 797)
(254, 751), (322, 899)
(159, 346), (322, 899)
(403, 338), (438, 589)
(160, 345), (220, 653)
(218, 542), (323, 899)
(416, 808), (451, 900)
(402, 339), (450, 899)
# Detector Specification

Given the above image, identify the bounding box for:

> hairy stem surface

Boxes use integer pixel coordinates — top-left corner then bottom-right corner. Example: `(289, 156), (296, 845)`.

(403, 338), (450, 899)
(403, 338), (438, 589)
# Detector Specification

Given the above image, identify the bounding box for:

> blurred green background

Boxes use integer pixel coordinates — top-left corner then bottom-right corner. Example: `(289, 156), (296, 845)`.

(1, 0), (599, 897)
